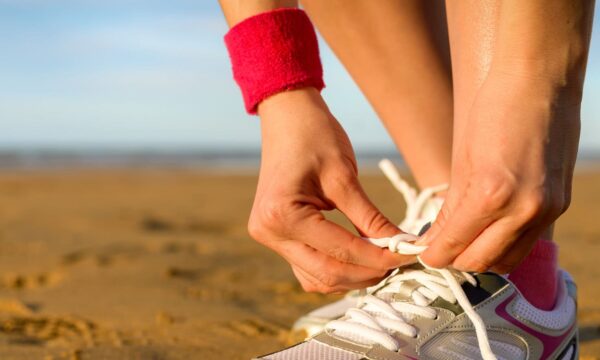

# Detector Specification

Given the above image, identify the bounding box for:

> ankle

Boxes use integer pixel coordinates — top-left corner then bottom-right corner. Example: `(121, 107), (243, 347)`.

(508, 239), (559, 310)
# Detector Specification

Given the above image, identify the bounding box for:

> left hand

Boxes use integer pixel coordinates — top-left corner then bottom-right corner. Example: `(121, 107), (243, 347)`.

(420, 70), (581, 273)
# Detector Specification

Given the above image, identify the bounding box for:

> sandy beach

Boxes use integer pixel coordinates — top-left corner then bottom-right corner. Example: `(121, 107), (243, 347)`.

(0, 169), (598, 359)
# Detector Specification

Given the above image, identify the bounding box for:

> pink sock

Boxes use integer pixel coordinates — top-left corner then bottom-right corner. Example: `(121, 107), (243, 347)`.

(508, 239), (559, 310)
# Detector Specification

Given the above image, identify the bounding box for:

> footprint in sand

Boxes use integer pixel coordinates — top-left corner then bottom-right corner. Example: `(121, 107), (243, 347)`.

(60, 250), (86, 266)
(0, 299), (37, 316)
(164, 266), (204, 281)
(219, 318), (284, 338)
(0, 271), (64, 290)
(60, 246), (142, 269)
(140, 215), (228, 235)
(0, 315), (98, 347)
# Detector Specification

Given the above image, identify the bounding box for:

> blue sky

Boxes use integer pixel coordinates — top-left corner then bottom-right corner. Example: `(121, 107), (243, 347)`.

(0, 1), (599, 153)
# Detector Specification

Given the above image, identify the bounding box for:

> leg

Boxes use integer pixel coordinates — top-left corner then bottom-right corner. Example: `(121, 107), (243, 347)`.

(444, 1), (499, 161)
(301, 0), (453, 189)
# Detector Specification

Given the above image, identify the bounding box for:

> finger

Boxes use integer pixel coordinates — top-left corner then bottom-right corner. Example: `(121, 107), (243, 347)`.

(291, 208), (411, 270)
(330, 178), (401, 238)
(451, 216), (523, 272)
(419, 197), (497, 269)
(291, 264), (381, 293)
(276, 240), (390, 287)
(291, 266), (335, 293)
(488, 226), (544, 274)
(453, 198), (552, 273)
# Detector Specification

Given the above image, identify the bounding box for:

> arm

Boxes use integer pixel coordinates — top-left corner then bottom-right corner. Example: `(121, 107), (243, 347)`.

(219, 1), (408, 292)
(219, 0), (297, 26)
(422, 0), (595, 272)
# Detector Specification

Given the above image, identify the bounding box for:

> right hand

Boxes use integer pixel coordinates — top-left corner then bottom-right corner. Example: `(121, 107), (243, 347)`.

(248, 88), (411, 293)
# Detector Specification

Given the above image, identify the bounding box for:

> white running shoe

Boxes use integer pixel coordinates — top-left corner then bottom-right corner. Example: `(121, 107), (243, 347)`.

(258, 234), (578, 360)
(291, 159), (448, 339)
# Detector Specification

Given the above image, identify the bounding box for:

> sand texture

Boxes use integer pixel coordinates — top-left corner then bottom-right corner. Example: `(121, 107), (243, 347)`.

(0, 169), (598, 359)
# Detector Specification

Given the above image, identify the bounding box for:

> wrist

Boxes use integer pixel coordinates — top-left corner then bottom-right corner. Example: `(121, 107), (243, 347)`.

(258, 87), (330, 122)
(258, 88), (352, 162)
(224, 8), (324, 115)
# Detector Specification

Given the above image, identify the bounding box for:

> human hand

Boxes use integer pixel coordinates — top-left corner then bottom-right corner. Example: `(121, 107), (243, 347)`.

(248, 88), (410, 293)
(421, 70), (581, 273)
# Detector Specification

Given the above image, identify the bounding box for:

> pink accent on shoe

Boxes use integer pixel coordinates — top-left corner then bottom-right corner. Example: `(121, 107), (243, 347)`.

(496, 292), (575, 359)
(508, 239), (558, 310)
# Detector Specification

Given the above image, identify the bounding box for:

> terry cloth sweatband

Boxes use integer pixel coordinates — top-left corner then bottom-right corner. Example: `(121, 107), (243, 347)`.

(224, 8), (325, 115)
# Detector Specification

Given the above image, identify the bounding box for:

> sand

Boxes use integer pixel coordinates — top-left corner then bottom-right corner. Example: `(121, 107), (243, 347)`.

(0, 169), (598, 359)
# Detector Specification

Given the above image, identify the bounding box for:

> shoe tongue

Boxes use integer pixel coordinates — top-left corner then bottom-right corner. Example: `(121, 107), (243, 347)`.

(372, 263), (440, 303)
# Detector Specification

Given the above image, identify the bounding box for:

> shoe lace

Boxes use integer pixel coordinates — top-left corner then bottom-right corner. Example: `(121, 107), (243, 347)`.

(324, 234), (498, 360)
(378, 159), (448, 234)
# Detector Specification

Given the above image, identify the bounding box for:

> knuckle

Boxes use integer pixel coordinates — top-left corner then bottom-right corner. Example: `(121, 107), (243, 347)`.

(317, 269), (343, 288)
(261, 201), (291, 228)
(473, 174), (516, 212)
(519, 192), (547, 222)
(250, 200), (294, 237)
(361, 208), (391, 235)
(327, 170), (357, 194)
(327, 245), (354, 264)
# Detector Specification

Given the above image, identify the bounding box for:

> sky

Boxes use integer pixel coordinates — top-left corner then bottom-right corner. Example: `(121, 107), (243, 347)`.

(0, 0), (599, 153)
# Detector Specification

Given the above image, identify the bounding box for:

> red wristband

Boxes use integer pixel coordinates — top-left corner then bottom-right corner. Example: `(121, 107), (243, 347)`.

(224, 8), (325, 115)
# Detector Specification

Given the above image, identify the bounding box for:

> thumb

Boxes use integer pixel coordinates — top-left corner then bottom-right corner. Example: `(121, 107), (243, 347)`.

(332, 178), (401, 238)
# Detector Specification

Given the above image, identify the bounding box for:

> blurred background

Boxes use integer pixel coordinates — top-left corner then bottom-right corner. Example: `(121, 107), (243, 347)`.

(0, 1), (599, 360)
(1, 0), (598, 167)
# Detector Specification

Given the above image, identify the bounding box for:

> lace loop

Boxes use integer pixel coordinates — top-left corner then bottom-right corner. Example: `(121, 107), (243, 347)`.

(325, 235), (498, 360)
(378, 159), (448, 234)
(323, 160), (496, 359)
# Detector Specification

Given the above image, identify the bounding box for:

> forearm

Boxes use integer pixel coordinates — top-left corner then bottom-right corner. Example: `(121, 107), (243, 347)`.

(219, 0), (297, 27)
(492, 0), (595, 98)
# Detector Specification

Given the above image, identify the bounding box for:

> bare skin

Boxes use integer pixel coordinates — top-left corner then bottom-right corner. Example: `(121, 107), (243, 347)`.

(220, 0), (410, 294)
(421, 0), (595, 273)
(219, 0), (595, 292)
(300, 0), (453, 190)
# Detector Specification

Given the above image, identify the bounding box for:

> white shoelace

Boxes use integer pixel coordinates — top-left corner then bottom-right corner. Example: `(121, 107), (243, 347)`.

(378, 159), (448, 234)
(324, 233), (497, 360)
(342, 160), (447, 300)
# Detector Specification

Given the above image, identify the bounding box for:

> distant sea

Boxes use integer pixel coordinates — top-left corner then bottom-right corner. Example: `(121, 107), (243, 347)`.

(1, 149), (599, 172)
(0, 148), (405, 171)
